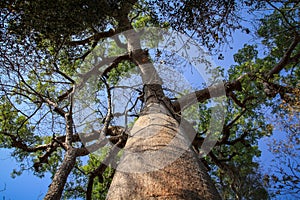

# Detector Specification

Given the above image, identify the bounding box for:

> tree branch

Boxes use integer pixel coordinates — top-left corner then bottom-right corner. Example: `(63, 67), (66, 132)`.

(67, 29), (116, 46)
(33, 141), (60, 172)
(217, 109), (247, 145)
(77, 54), (131, 90)
(0, 131), (50, 152)
(266, 1), (296, 29)
(266, 34), (300, 79)
(173, 80), (242, 112)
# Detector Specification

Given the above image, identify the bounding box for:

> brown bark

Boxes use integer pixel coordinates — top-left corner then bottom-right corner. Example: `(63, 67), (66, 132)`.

(107, 11), (221, 198)
(43, 148), (77, 200)
(107, 103), (221, 200)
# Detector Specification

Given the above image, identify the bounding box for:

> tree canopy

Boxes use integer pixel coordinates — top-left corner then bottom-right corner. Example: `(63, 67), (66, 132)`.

(0, 0), (299, 199)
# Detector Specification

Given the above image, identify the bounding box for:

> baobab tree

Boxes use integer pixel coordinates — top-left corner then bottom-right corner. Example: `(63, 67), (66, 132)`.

(0, 0), (299, 199)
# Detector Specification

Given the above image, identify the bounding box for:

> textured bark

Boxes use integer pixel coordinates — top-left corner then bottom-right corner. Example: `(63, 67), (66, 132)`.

(107, 103), (221, 200)
(44, 148), (77, 200)
(106, 14), (221, 198)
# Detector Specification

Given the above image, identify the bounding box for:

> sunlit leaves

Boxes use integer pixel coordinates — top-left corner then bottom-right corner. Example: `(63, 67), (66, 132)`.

(77, 150), (115, 200)
(233, 44), (258, 65)
(257, 2), (299, 51)
(224, 2), (299, 199)
(0, 97), (36, 148)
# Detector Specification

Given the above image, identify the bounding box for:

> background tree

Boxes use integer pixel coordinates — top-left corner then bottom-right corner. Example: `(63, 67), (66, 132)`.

(0, 0), (299, 199)
(263, 82), (299, 198)
(264, 122), (300, 199)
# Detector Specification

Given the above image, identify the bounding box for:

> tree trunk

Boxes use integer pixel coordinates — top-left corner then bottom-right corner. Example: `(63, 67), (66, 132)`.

(107, 102), (221, 200)
(44, 148), (77, 200)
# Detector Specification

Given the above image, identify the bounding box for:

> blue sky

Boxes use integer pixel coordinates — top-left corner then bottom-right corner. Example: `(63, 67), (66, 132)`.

(0, 149), (51, 200)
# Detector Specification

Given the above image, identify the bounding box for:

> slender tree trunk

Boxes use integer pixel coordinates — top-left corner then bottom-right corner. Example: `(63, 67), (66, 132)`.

(107, 102), (221, 199)
(44, 148), (77, 200)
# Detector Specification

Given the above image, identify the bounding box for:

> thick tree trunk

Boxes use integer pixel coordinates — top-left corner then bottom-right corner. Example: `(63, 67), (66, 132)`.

(107, 103), (221, 200)
(106, 19), (221, 198)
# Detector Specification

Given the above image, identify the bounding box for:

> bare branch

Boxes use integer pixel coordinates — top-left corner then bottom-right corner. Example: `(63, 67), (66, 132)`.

(53, 63), (75, 84)
(173, 80), (242, 112)
(77, 54), (131, 91)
